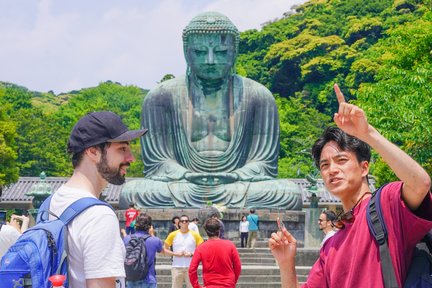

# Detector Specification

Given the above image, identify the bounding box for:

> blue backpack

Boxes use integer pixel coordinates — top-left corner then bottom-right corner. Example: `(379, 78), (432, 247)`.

(367, 185), (432, 288)
(0, 195), (112, 288)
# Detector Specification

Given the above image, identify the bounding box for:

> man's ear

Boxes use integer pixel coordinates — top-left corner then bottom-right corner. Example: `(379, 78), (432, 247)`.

(85, 146), (101, 162)
(361, 161), (369, 178)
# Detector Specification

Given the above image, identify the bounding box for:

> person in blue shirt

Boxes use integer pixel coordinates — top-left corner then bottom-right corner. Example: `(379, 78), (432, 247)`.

(246, 209), (259, 250)
(123, 213), (177, 288)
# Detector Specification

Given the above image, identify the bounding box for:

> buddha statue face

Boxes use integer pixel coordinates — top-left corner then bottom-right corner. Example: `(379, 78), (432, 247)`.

(185, 33), (236, 81)
(182, 12), (239, 82)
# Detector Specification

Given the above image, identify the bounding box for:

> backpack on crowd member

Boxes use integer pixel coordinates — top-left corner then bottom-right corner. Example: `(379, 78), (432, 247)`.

(367, 185), (432, 288)
(124, 234), (151, 281)
(0, 195), (112, 288)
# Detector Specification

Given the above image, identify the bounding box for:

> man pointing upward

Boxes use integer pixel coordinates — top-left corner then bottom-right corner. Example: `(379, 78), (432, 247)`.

(269, 84), (432, 287)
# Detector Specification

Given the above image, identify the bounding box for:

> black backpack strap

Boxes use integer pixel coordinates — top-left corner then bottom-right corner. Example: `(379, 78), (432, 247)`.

(367, 184), (399, 288)
(130, 234), (151, 241)
(424, 232), (432, 253)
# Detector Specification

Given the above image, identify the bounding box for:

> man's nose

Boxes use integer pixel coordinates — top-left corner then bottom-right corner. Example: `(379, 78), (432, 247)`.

(126, 151), (135, 163)
(328, 161), (339, 174)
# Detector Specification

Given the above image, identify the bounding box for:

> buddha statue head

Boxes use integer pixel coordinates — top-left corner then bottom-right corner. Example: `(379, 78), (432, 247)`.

(182, 12), (240, 81)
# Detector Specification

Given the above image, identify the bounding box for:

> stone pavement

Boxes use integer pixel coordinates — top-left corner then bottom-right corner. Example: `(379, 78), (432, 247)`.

(154, 240), (319, 287)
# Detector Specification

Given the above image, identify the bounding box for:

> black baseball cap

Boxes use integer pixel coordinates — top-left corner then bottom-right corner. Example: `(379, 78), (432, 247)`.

(67, 111), (148, 153)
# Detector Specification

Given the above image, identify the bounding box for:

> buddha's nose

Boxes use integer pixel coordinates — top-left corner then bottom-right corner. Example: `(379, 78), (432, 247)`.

(206, 49), (215, 64)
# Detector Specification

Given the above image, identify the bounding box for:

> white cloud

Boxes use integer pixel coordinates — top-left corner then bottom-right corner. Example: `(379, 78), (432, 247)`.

(0, 0), (305, 94)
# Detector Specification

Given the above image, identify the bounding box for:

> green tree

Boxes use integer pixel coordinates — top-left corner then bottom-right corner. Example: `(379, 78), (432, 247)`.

(354, 14), (432, 184)
(52, 82), (147, 176)
(276, 95), (330, 178)
(0, 108), (19, 188)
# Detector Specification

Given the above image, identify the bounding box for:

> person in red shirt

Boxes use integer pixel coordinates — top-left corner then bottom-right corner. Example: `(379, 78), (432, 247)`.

(124, 203), (139, 235)
(188, 217), (241, 288)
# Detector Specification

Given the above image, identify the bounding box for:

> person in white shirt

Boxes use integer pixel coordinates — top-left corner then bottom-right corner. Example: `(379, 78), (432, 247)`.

(318, 210), (337, 247)
(0, 214), (29, 258)
(164, 215), (204, 288)
(239, 215), (249, 248)
(50, 111), (147, 288)
(188, 218), (200, 235)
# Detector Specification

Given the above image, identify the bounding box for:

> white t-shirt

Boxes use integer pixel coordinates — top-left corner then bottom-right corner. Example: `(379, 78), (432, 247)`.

(50, 185), (125, 288)
(239, 220), (249, 233)
(165, 230), (203, 267)
(0, 224), (21, 258)
(188, 222), (200, 234)
(321, 229), (337, 247)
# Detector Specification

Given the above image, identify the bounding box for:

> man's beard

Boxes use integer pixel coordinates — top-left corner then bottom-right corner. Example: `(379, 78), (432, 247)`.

(97, 150), (128, 185)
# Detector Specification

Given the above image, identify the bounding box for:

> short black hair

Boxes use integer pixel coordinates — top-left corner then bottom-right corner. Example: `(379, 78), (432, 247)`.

(311, 127), (371, 168)
(135, 213), (152, 232)
(250, 209), (255, 214)
(321, 210), (337, 222)
(204, 217), (221, 237)
(70, 142), (111, 168)
(171, 216), (180, 223)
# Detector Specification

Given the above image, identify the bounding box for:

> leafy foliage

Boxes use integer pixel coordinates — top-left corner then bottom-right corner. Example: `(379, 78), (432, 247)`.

(0, 81), (147, 178)
(354, 16), (432, 184)
(237, 0), (432, 180)
(0, 104), (19, 188)
(276, 95), (330, 178)
(1, 0), (431, 184)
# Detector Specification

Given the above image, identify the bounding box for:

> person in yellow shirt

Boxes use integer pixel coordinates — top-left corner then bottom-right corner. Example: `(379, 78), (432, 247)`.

(164, 215), (204, 288)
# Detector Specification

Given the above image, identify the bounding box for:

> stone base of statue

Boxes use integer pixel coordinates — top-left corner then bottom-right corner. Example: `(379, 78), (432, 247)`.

(119, 178), (303, 210)
(117, 207), (305, 247)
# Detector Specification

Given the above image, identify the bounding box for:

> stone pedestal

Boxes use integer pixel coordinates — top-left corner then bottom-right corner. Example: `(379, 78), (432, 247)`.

(117, 208), (306, 247)
(303, 208), (323, 248)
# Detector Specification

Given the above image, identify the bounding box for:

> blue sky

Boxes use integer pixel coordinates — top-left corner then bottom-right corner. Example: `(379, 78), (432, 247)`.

(0, 0), (306, 94)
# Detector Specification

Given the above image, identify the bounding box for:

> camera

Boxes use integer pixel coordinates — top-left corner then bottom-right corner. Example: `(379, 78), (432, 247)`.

(0, 210), (6, 225)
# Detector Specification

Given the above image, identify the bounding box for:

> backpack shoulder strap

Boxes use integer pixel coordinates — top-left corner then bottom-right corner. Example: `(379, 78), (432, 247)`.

(423, 232), (432, 253)
(36, 194), (54, 223)
(131, 234), (151, 241)
(59, 197), (113, 225)
(366, 184), (399, 288)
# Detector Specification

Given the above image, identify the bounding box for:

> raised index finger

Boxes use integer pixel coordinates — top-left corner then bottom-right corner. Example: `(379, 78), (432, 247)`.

(334, 83), (346, 104)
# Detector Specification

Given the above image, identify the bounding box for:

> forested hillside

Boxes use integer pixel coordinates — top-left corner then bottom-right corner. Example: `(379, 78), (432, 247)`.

(0, 0), (431, 190)
(237, 0), (432, 183)
(0, 81), (147, 184)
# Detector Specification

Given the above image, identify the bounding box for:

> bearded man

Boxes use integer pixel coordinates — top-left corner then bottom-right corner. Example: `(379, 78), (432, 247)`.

(49, 111), (147, 287)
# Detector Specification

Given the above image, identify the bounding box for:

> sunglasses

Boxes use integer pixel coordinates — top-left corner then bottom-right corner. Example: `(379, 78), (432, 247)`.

(331, 191), (372, 229)
(331, 210), (355, 229)
(180, 220), (189, 223)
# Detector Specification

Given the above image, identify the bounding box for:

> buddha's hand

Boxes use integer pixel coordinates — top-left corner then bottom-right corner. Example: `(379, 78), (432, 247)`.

(250, 175), (273, 182)
(149, 175), (174, 182)
(184, 172), (238, 185)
